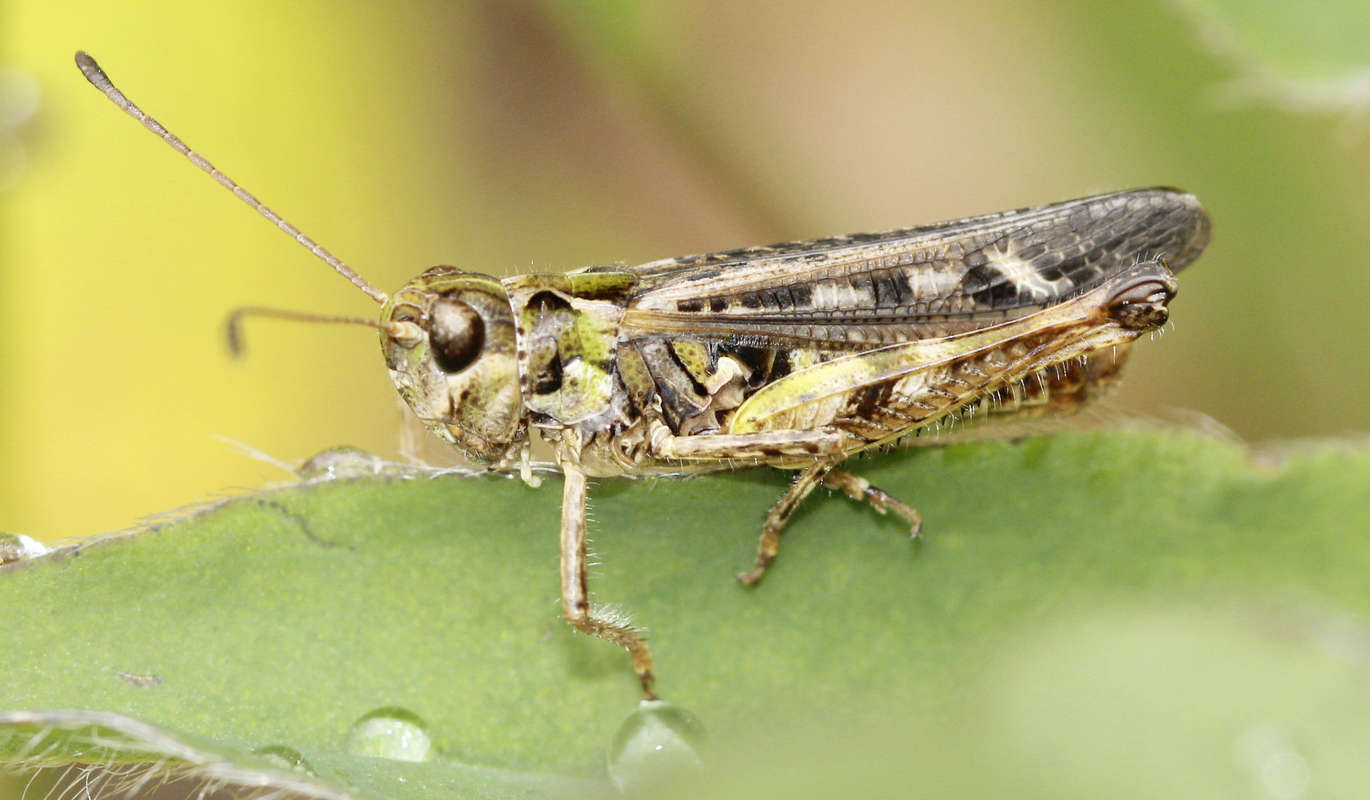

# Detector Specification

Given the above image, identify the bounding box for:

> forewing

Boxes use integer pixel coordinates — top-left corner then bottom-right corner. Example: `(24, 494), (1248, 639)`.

(622, 188), (1209, 349)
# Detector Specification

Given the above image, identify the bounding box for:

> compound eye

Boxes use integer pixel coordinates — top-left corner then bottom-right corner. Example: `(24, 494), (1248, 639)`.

(430, 298), (485, 373)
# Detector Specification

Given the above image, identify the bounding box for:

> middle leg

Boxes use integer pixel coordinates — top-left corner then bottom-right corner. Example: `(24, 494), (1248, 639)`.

(736, 461), (836, 587)
(821, 467), (922, 538)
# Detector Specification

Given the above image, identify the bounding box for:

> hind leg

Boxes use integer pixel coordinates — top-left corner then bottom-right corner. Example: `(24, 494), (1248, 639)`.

(738, 465), (922, 587)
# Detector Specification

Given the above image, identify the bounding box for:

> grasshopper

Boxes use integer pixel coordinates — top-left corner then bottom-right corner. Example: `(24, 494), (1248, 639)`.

(77, 52), (1210, 699)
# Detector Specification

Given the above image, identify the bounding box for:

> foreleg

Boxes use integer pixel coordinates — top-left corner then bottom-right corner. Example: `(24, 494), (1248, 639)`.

(559, 459), (658, 699)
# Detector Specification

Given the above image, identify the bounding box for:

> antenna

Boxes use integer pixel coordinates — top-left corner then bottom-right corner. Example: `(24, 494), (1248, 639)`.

(74, 50), (390, 305)
(225, 307), (421, 357)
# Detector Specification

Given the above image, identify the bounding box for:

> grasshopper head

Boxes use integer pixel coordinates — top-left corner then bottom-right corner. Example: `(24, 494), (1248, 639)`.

(381, 267), (526, 466)
(1105, 266), (1177, 331)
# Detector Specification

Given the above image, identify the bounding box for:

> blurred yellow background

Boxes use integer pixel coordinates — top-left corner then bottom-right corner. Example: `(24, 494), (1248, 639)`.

(5, 0), (1369, 543)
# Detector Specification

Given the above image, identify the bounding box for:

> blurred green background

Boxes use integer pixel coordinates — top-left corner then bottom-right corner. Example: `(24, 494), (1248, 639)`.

(4, 0), (1369, 543)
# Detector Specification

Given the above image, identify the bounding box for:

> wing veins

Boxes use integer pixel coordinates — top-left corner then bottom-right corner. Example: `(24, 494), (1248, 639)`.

(623, 188), (1210, 350)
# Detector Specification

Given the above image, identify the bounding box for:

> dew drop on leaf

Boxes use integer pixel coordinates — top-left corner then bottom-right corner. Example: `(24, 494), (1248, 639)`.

(346, 708), (432, 762)
(606, 700), (707, 794)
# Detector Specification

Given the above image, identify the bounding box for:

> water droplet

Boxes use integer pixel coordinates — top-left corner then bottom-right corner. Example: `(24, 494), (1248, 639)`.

(606, 700), (707, 795)
(0, 533), (47, 564)
(254, 745), (316, 775)
(298, 446), (387, 481)
(347, 708), (432, 762)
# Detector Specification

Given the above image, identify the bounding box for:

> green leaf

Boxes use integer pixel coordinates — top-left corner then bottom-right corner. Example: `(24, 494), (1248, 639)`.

(3, 431), (1370, 798)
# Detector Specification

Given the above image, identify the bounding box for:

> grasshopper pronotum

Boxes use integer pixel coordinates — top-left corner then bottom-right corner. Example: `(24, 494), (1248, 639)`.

(77, 51), (1210, 699)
